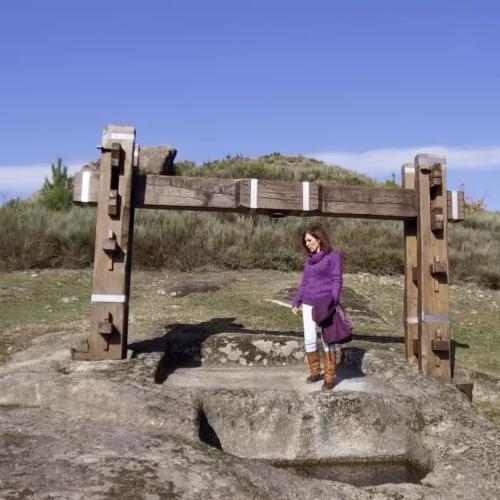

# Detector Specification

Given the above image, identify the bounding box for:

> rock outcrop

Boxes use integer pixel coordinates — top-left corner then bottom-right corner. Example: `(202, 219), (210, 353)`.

(82, 146), (177, 175)
(0, 332), (499, 499)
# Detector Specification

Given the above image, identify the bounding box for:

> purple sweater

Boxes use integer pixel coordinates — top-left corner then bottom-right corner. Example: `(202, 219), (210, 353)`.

(291, 250), (343, 308)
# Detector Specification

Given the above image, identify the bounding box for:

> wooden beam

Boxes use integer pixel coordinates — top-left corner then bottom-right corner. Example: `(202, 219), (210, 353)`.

(71, 125), (136, 361)
(402, 164), (418, 365)
(237, 179), (321, 215)
(415, 154), (452, 384)
(321, 185), (416, 220)
(74, 171), (465, 222)
(134, 175), (239, 210)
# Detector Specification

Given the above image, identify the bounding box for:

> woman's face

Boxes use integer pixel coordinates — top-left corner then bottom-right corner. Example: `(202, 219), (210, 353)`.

(304, 233), (321, 253)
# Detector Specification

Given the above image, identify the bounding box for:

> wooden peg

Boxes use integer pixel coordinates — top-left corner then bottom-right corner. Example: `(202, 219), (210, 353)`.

(429, 165), (443, 190)
(108, 189), (119, 216)
(111, 143), (122, 168)
(430, 262), (448, 275)
(431, 207), (444, 231)
(98, 312), (113, 336)
(103, 230), (117, 270)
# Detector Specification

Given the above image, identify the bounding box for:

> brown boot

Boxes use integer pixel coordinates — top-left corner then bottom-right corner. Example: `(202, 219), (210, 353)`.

(305, 351), (322, 383)
(322, 351), (336, 390)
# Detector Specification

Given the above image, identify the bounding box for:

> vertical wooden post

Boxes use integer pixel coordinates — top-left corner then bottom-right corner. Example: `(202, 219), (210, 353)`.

(72, 125), (136, 361)
(402, 163), (418, 364)
(415, 154), (452, 383)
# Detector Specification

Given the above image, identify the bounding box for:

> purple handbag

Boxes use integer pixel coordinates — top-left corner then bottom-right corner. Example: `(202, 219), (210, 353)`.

(312, 298), (353, 345)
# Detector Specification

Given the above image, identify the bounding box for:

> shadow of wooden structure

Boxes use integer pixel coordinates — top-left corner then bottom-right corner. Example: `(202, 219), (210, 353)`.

(71, 125), (467, 387)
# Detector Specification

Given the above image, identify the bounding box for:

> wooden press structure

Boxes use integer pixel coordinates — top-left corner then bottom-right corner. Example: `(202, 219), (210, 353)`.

(71, 125), (466, 386)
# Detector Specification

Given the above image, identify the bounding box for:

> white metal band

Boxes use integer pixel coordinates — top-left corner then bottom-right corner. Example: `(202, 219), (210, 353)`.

(103, 132), (135, 143)
(134, 144), (140, 167)
(404, 166), (415, 173)
(406, 317), (419, 325)
(422, 314), (449, 322)
(451, 190), (458, 220)
(250, 179), (258, 209)
(302, 181), (310, 211)
(81, 171), (91, 203)
(91, 294), (126, 303)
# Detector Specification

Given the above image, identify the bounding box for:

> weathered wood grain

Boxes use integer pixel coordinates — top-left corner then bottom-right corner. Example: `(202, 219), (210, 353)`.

(134, 175), (239, 210)
(415, 154), (452, 384)
(74, 172), (465, 221)
(321, 185), (416, 220)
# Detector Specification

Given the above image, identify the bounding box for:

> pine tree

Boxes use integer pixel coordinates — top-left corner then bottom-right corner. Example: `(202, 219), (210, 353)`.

(39, 158), (73, 211)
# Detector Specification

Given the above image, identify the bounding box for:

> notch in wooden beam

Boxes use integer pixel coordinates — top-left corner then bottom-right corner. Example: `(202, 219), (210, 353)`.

(412, 266), (418, 283)
(412, 339), (419, 356)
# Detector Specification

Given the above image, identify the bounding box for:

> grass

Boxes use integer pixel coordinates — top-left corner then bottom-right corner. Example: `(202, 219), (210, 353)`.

(0, 270), (91, 363)
(472, 401), (500, 427)
(1, 268), (499, 378)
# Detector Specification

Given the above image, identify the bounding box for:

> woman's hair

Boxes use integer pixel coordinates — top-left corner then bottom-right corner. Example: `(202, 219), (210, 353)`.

(302, 225), (332, 253)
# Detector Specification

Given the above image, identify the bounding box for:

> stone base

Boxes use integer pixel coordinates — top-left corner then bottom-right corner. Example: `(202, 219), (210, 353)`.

(0, 338), (499, 499)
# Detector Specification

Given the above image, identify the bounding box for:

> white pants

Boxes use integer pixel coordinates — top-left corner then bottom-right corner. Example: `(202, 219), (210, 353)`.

(302, 304), (336, 353)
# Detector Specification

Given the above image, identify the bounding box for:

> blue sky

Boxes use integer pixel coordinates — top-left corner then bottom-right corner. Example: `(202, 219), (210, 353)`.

(1, 0), (499, 209)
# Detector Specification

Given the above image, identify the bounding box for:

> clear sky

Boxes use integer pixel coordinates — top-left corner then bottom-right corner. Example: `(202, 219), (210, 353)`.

(1, 0), (499, 209)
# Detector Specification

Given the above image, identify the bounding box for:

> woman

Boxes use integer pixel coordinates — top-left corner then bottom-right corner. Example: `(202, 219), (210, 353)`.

(291, 225), (343, 390)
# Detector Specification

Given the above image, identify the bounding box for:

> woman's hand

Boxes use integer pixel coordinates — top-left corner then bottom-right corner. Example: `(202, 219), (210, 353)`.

(292, 306), (300, 316)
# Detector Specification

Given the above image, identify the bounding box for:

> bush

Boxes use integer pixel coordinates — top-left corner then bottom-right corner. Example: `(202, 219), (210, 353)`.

(38, 158), (73, 211)
(1, 153), (499, 289)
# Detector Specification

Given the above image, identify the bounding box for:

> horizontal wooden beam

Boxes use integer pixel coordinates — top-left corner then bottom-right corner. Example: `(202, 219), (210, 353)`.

(322, 185), (415, 220)
(73, 172), (464, 221)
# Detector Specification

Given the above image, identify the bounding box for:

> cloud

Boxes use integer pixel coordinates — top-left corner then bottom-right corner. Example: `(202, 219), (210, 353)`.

(0, 162), (83, 203)
(310, 146), (500, 176)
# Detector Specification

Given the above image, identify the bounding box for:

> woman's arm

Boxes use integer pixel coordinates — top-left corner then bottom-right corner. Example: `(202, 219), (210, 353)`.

(291, 269), (306, 308)
(331, 251), (343, 304)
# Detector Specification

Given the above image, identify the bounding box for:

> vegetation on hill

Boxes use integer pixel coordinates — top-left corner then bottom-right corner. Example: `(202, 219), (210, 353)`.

(175, 153), (377, 185)
(38, 158), (73, 211)
(0, 154), (498, 289)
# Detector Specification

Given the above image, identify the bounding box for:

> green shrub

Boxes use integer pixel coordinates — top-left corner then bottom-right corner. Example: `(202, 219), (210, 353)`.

(38, 158), (73, 211)
(4, 197), (24, 209)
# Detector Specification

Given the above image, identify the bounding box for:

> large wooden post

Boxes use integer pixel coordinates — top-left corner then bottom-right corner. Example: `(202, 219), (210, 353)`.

(415, 154), (452, 383)
(402, 164), (418, 365)
(72, 125), (136, 360)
